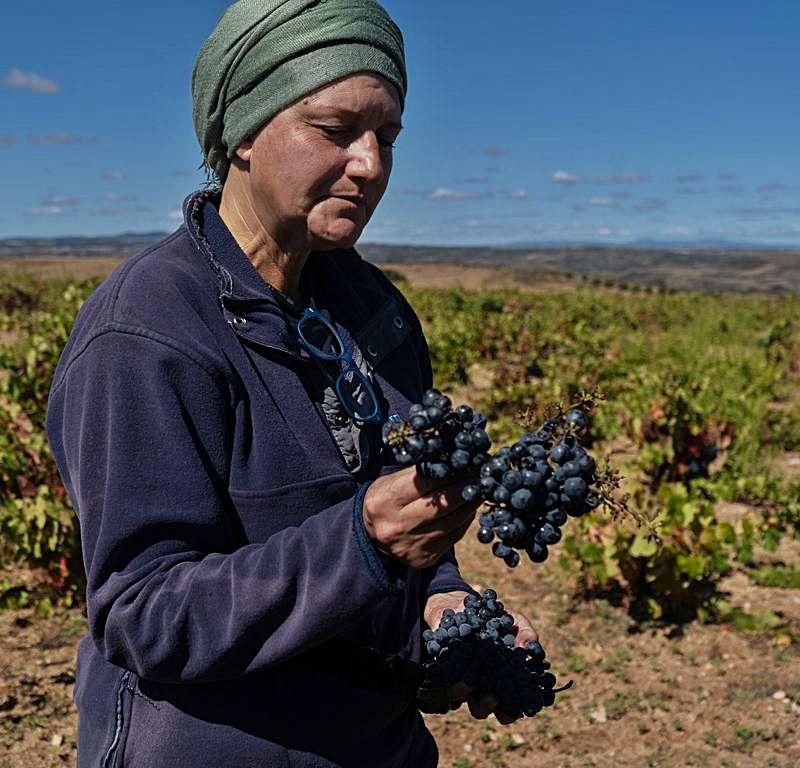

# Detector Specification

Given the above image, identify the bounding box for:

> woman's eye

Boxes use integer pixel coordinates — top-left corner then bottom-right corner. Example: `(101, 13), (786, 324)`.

(319, 125), (349, 138)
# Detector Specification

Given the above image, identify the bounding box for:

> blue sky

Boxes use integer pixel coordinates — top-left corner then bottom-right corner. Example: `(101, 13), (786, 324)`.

(1, 1), (798, 246)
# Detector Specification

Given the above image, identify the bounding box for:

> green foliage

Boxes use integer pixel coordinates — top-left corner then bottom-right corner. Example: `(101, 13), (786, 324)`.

(564, 483), (759, 621)
(748, 565), (800, 589)
(3, 269), (800, 622)
(0, 276), (98, 604)
(403, 282), (800, 623)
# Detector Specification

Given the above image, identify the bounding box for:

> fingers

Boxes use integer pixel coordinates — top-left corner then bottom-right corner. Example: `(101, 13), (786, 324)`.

(362, 467), (481, 568)
(419, 482), (479, 519)
(510, 610), (539, 646)
(423, 591), (471, 629)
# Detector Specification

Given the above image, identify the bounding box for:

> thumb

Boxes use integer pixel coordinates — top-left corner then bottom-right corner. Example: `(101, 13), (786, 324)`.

(510, 610), (538, 647)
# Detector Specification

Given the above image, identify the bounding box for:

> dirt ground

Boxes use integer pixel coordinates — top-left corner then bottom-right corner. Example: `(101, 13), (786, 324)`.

(1, 522), (798, 768)
(425, 527), (800, 768)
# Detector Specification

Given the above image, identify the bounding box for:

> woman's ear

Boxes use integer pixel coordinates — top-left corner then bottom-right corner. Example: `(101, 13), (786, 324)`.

(234, 140), (253, 163)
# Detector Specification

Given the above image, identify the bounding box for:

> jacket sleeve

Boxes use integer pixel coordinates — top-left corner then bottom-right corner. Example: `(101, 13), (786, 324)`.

(46, 326), (403, 684)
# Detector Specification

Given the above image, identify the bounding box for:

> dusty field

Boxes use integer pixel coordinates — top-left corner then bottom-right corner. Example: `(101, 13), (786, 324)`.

(1, 523), (798, 768)
(0, 258), (122, 282)
(378, 262), (578, 293)
(0, 256), (578, 293)
(426, 528), (800, 768)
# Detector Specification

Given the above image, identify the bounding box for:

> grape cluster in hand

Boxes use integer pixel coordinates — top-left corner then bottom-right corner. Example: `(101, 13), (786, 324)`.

(383, 388), (492, 480)
(463, 409), (601, 567)
(420, 589), (569, 718)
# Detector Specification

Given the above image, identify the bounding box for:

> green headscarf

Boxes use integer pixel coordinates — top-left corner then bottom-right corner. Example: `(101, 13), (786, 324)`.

(192, 0), (407, 182)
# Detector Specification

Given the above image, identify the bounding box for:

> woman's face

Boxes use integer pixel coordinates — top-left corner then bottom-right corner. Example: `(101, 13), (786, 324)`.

(235, 73), (403, 253)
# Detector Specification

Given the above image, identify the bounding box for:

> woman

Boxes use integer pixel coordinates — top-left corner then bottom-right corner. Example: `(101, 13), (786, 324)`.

(46, 1), (536, 766)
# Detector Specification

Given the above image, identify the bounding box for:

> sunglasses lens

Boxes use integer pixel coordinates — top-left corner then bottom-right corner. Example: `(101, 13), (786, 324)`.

(336, 369), (380, 422)
(298, 315), (343, 359)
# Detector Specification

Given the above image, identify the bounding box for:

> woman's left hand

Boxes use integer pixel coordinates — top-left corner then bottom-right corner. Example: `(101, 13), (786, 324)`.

(422, 590), (538, 725)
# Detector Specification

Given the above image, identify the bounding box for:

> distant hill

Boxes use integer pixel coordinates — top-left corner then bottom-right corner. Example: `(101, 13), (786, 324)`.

(359, 243), (800, 294)
(0, 233), (169, 261)
(1, 234), (799, 294)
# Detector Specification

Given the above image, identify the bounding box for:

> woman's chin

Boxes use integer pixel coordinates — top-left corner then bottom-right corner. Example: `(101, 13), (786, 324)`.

(310, 218), (364, 250)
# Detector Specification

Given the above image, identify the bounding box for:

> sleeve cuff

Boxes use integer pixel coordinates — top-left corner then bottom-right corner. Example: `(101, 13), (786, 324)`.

(352, 481), (406, 594)
(425, 581), (480, 599)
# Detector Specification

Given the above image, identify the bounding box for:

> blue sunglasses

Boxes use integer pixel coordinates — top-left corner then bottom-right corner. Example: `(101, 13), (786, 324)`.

(297, 307), (383, 424)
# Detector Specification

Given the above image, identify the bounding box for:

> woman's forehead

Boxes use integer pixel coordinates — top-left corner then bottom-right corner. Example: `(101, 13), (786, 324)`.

(300, 74), (402, 116)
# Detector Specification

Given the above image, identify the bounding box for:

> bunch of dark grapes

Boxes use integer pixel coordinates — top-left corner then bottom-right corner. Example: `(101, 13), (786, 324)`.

(418, 589), (570, 718)
(463, 408), (601, 567)
(383, 388), (492, 480)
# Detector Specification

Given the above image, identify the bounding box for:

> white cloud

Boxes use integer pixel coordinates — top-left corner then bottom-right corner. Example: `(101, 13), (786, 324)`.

(1, 67), (60, 94)
(101, 170), (126, 181)
(595, 173), (650, 184)
(26, 206), (63, 216)
(662, 226), (695, 237)
(551, 170), (580, 184)
(167, 210), (183, 220)
(588, 197), (615, 206)
(426, 187), (480, 200)
(29, 132), (75, 145)
(508, 189), (529, 199)
(634, 197), (668, 213)
(44, 194), (78, 206)
(104, 192), (131, 202)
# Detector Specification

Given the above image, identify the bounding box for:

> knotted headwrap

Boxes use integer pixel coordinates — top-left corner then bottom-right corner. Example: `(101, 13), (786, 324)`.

(192, 0), (406, 182)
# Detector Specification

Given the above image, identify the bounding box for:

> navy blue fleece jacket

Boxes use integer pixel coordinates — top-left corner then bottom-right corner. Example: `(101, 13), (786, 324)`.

(45, 189), (472, 767)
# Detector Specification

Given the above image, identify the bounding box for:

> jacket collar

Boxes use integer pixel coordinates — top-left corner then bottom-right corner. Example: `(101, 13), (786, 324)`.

(182, 187), (308, 358)
(181, 187), (410, 368)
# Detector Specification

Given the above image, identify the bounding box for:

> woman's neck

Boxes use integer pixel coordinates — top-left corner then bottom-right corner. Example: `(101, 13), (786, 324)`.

(218, 169), (309, 303)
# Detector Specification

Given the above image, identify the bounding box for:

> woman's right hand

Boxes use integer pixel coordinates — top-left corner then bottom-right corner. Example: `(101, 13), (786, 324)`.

(361, 466), (480, 569)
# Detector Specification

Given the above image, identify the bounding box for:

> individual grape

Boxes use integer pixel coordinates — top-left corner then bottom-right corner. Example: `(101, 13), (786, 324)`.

(510, 488), (533, 511)
(538, 522), (562, 545)
(549, 442), (572, 465)
(563, 476), (588, 499)
(462, 483), (480, 502)
(545, 507), (568, 526)
(503, 550), (521, 568)
(493, 485), (511, 505)
(477, 526), (494, 544)
(564, 407), (590, 431)
(492, 541), (512, 559)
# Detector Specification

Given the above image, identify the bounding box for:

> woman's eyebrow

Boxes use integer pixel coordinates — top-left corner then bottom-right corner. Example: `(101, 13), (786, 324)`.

(308, 105), (403, 130)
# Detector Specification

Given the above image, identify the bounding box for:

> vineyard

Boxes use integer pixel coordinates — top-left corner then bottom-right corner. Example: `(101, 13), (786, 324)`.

(1, 264), (800, 767)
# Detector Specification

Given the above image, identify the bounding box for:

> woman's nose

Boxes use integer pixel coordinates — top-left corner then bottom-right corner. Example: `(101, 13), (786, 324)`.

(346, 132), (387, 183)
